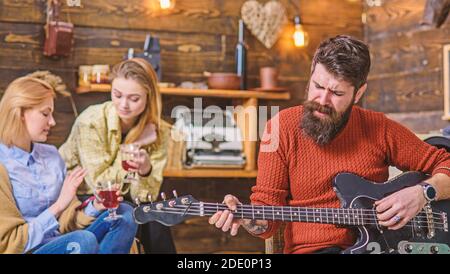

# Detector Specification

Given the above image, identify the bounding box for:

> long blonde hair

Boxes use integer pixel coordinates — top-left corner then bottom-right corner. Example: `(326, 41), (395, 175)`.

(110, 58), (162, 146)
(0, 77), (55, 147)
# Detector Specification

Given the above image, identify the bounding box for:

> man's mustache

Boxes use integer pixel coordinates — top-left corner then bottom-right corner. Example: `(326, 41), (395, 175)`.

(304, 101), (334, 115)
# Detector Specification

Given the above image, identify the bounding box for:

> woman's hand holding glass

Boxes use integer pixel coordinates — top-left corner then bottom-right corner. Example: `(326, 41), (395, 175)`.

(120, 144), (152, 183)
(132, 148), (152, 176)
(120, 143), (139, 184)
(92, 187), (123, 212)
(96, 180), (123, 221)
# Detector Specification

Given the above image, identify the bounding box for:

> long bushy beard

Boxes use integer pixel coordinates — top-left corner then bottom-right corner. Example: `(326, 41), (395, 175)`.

(300, 100), (353, 146)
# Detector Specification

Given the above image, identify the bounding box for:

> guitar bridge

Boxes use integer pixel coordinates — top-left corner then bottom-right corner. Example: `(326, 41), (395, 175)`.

(425, 204), (435, 239)
(443, 212), (448, 232)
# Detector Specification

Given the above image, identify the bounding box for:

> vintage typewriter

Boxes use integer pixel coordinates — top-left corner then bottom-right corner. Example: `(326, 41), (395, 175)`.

(173, 108), (246, 168)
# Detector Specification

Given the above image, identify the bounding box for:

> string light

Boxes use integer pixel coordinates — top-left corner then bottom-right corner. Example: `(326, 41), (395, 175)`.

(160, 0), (173, 10)
(293, 15), (309, 48)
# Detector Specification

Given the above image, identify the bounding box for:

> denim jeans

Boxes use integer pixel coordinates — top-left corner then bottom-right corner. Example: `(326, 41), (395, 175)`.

(32, 203), (138, 254)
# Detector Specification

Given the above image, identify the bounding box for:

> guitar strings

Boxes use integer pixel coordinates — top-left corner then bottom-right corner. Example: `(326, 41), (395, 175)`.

(148, 207), (447, 230)
(195, 202), (445, 218)
(184, 203), (446, 221)
(178, 205), (446, 225)
(141, 202), (445, 224)
(147, 205), (447, 229)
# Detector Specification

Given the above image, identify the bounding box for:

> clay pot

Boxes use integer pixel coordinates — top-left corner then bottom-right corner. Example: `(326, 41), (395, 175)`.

(260, 67), (278, 89)
(205, 72), (241, 90)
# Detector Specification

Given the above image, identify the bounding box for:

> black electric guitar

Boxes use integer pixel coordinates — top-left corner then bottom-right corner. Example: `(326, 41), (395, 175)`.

(133, 172), (450, 254)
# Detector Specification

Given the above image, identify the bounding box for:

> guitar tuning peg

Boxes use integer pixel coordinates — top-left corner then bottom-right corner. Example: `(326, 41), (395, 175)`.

(161, 192), (166, 201)
(172, 190), (178, 198)
(135, 197), (141, 206)
(168, 200), (176, 207)
(147, 194), (153, 204)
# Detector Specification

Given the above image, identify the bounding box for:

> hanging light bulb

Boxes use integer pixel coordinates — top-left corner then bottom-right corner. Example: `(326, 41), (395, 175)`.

(160, 0), (173, 10)
(293, 16), (309, 48)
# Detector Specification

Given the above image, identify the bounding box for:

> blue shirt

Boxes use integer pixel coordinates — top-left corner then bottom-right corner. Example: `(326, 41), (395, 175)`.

(0, 143), (100, 253)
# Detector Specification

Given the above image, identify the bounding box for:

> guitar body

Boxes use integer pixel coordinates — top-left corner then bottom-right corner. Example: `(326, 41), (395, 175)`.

(334, 172), (450, 254)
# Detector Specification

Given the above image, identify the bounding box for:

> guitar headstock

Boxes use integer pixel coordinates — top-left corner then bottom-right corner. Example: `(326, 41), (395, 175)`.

(132, 191), (199, 226)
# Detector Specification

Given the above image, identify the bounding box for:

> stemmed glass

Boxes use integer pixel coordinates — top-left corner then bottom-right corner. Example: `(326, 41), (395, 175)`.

(97, 180), (122, 222)
(120, 143), (140, 184)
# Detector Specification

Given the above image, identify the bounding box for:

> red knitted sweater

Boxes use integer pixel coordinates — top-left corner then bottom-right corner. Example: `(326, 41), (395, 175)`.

(250, 106), (450, 254)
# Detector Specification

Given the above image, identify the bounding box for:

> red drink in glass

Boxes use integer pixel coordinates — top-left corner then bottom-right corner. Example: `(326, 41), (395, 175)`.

(122, 160), (134, 171)
(99, 190), (119, 208)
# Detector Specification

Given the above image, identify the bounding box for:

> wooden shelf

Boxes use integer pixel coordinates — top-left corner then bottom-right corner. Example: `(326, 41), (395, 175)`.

(159, 87), (290, 100)
(163, 168), (257, 178)
(76, 85), (291, 100)
(77, 84), (111, 93)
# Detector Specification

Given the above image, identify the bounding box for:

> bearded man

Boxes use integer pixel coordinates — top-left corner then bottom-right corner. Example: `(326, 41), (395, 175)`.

(209, 35), (450, 254)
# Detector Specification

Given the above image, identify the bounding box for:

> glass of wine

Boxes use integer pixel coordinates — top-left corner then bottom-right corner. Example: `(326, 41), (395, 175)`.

(97, 180), (122, 222)
(120, 143), (140, 184)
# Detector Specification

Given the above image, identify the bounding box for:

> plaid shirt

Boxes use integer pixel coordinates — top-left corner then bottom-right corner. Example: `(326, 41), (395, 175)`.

(59, 101), (170, 202)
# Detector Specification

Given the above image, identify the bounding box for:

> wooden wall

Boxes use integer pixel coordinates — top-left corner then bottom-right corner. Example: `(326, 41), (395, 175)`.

(363, 0), (450, 132)
(0, 0), (363, 253)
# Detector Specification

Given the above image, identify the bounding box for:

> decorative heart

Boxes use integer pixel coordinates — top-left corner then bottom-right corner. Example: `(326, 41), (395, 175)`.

(241, 0), (287, 49)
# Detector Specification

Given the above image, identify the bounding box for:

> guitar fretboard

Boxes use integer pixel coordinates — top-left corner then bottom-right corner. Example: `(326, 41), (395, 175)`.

(194, 202), (378, 226)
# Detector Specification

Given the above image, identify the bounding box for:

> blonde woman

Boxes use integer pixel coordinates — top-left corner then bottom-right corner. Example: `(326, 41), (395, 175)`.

(0, 77), (137, 254)
(59, 58), (175, 253)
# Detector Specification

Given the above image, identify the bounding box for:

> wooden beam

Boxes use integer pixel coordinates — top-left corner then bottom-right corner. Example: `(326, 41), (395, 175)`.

(364, 69), (443, 113)
(0, 0), (363, 35)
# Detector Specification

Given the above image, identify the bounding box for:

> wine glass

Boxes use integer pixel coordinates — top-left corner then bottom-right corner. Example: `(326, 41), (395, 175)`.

(97, 180), (122, 222)
(120, 143), (140, 184)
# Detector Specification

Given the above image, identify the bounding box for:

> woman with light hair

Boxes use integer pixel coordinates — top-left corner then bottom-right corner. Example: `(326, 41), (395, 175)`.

(0, 76), (137, 254)
(59, 58), (175, 253)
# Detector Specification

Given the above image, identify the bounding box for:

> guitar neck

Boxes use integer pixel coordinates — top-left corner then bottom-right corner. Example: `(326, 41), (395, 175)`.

(195, 202), (377, 226)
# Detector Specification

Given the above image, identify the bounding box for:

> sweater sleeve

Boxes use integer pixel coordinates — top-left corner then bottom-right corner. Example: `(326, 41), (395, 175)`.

(250, 114), (290, 239)
(385, 118), (450, 177)
(0, 165), (29, 254)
